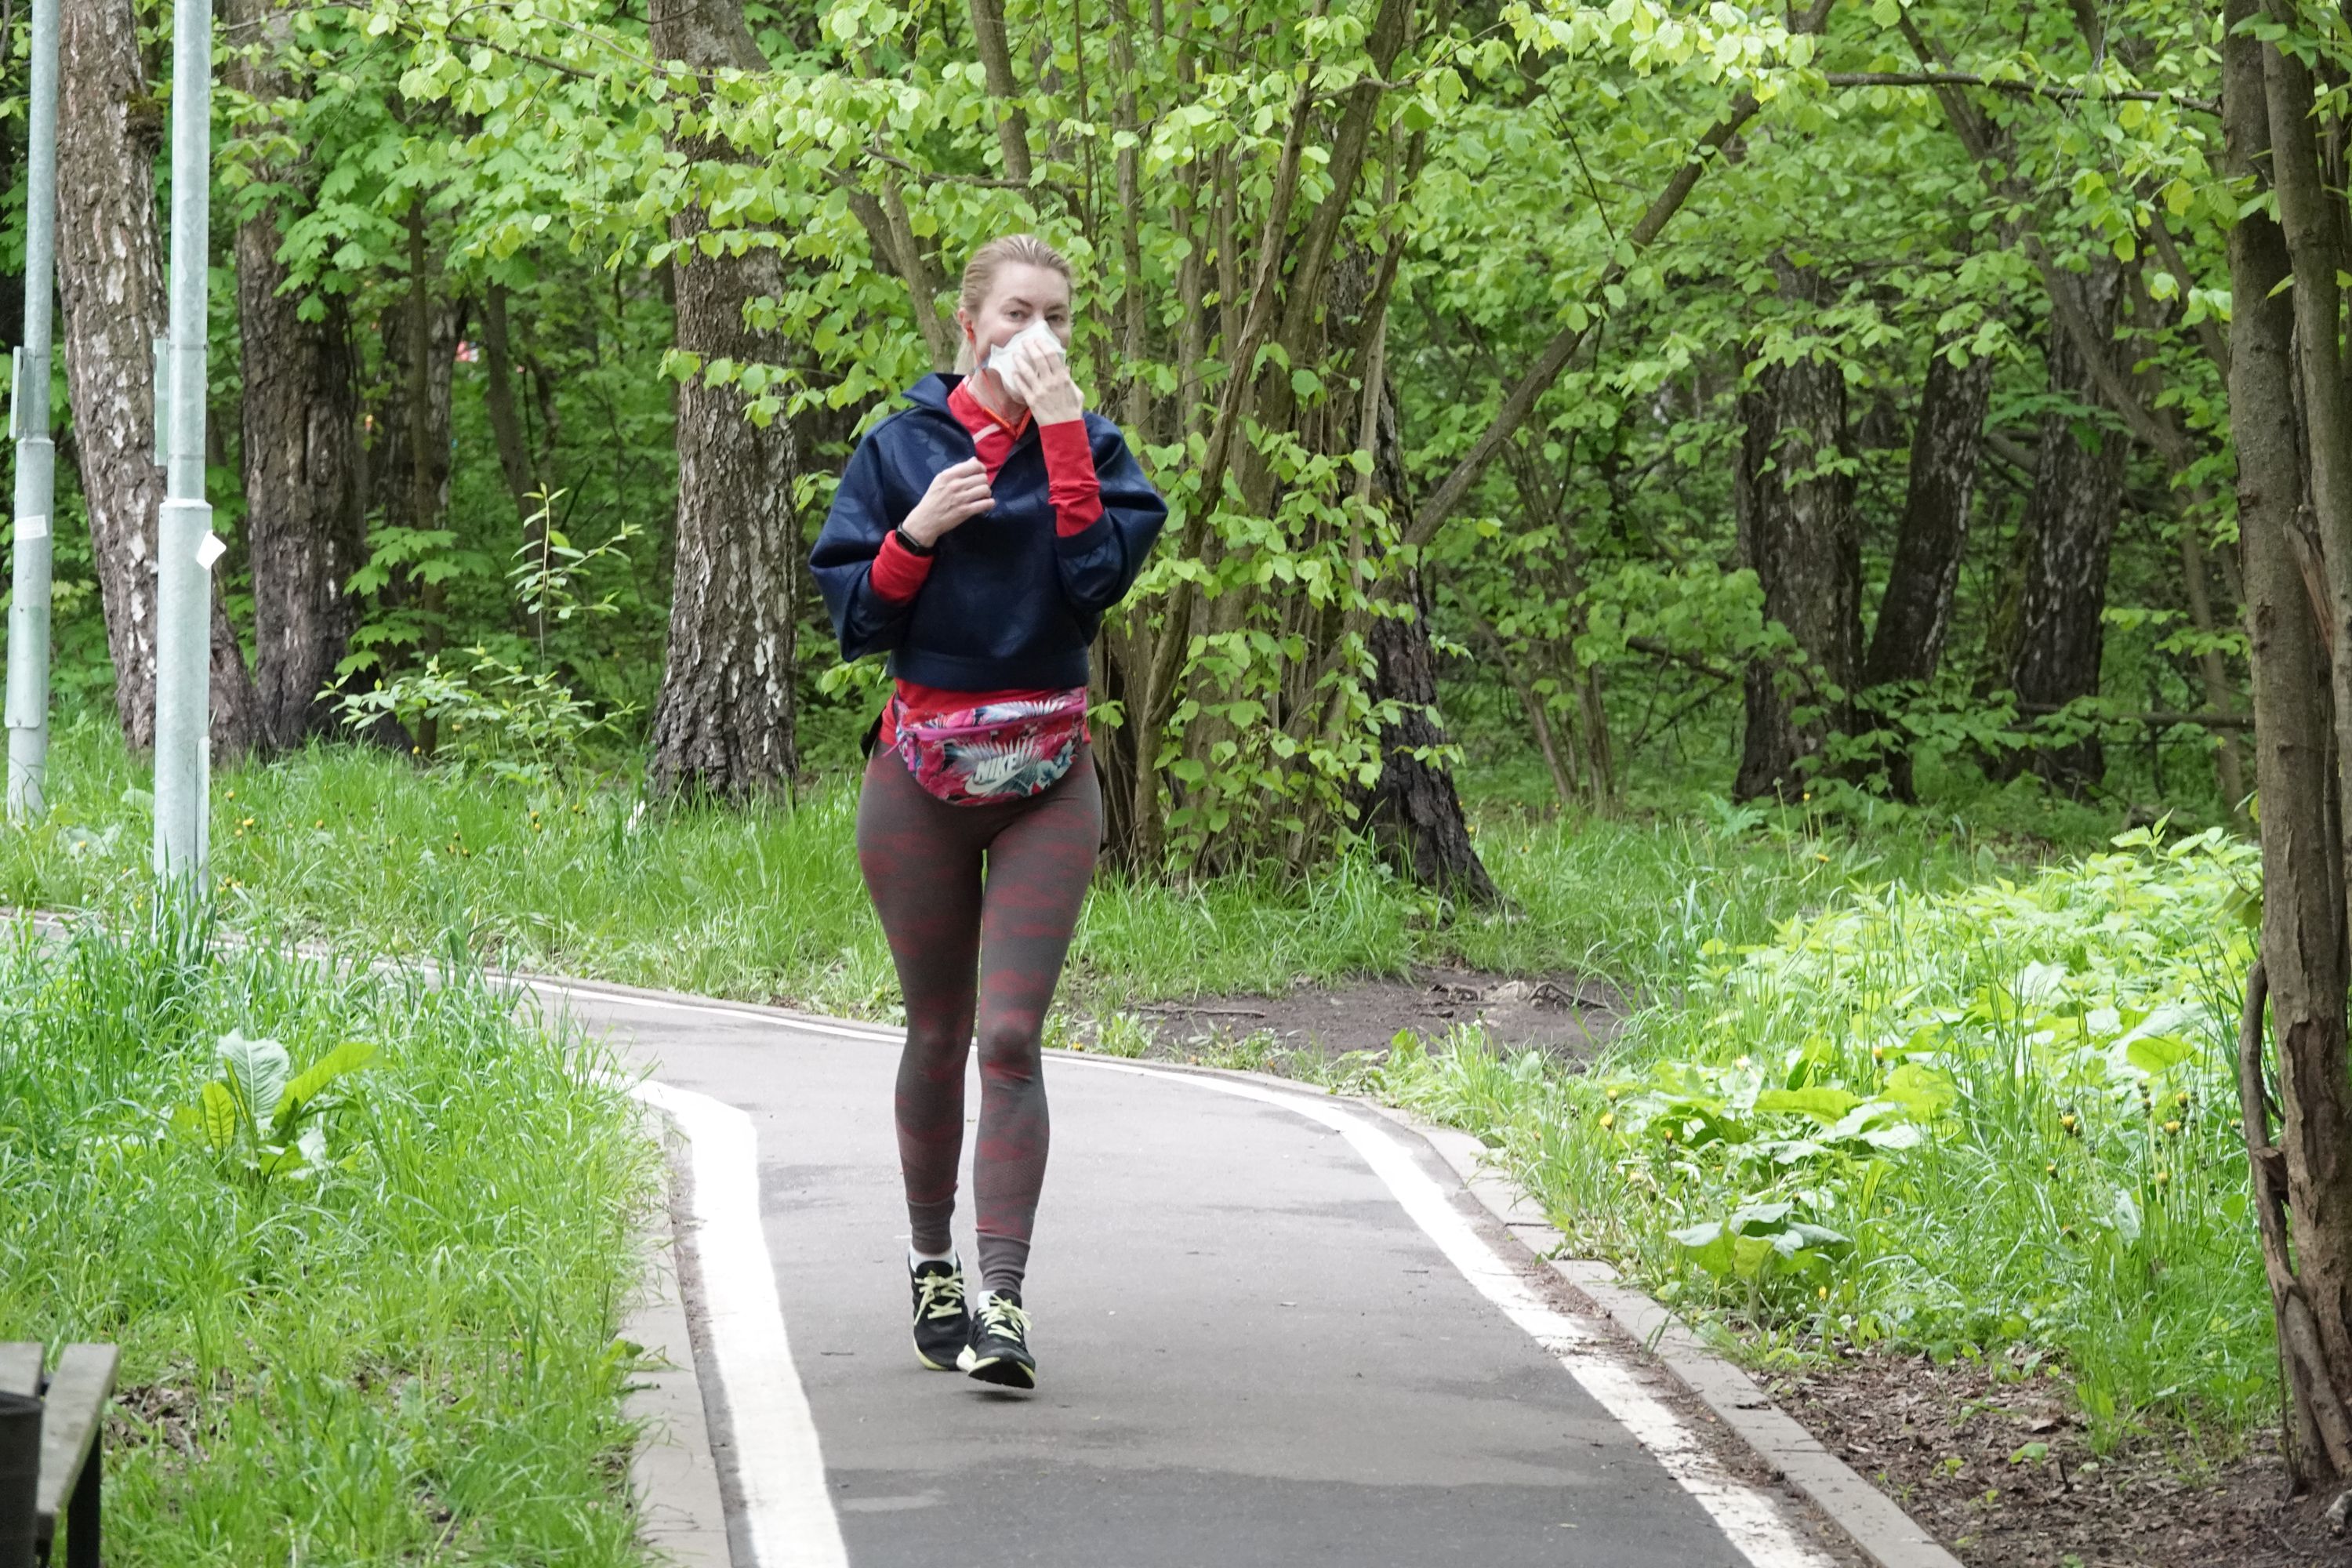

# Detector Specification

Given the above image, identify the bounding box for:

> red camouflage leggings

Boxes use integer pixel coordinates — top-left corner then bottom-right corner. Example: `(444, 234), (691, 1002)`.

(855, 743), (1101, 1296)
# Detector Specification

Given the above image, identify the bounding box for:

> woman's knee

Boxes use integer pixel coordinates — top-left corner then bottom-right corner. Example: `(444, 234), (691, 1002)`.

(975, 1014), (1044, 1078)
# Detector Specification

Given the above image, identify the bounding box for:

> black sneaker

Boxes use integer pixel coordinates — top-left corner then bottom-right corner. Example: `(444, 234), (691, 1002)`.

(909, 1258), (971, 1371)
(958, 1289), (1036, 1389)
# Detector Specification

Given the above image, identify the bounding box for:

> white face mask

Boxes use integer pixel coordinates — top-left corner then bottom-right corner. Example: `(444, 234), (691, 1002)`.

(978, 318), (1065, 372)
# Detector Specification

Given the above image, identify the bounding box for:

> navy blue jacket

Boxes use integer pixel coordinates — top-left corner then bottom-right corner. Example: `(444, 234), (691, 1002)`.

(809, 375), (1169, 691)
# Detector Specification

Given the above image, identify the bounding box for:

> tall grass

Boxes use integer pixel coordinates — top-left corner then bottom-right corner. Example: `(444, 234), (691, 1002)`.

(0, 900), (659, 1565)
(1382, 826), (2271, 1440)
(0, 720), (2023, 1020)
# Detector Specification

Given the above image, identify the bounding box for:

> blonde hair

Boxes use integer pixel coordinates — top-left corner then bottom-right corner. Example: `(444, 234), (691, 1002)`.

(954, 234), (1074, 372)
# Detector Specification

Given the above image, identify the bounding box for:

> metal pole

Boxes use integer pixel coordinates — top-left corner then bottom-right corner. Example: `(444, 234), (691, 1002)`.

(154, 0), (216, 884)
(5, 0), (60, 822)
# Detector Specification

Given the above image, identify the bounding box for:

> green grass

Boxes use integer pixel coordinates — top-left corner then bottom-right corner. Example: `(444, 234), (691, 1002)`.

(1377, 825), (2271, 1443)
(0, 717), (2055, 1026)
(0, 898), (660, 1565)
(8, 718), (2248, 1453)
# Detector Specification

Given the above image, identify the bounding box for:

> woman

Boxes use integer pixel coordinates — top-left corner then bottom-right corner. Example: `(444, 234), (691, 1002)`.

(810, 234), (1167, 1390)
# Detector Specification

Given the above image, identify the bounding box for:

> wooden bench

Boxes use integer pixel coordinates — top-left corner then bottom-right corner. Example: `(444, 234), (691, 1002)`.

(0, 1343), (117, 1568)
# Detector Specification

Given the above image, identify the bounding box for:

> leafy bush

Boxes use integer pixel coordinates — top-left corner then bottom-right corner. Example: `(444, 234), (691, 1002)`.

(332, 646), (628, 784)
(1384, 826), (2270, 1437)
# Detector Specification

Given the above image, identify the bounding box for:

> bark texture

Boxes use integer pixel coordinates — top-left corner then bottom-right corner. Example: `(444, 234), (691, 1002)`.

(228, 0), (365, 750)
(1735, 268), (1858, 801)
(1359, 574), (1496, 901)
(1341, 245), (1494, 899)
(1865, 341), (1989, 691)
(1861, 339), (1991, 797)
(646, 0), (802, 799)
(366, 289), (459, 535)
(57, 0), (258, 754)
(2002, 258), (2127, 795)
(2229, 4), (2352, 1487)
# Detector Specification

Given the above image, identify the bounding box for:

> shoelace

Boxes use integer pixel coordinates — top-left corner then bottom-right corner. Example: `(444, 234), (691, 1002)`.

(976, 1296), (1030, 1342)
(916, 1269), (966, 1323)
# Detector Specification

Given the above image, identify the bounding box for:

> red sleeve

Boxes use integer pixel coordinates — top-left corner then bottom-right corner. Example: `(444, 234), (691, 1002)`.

(869, 529), (935, 602)
(1039, 419), (1104, 538)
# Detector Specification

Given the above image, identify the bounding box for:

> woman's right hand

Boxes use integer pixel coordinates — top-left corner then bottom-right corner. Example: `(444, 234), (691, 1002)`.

(901, 458), (993, 547)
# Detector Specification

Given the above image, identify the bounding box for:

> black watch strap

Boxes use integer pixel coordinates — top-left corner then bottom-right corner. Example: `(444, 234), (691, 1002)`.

(893, 525), (935, 557)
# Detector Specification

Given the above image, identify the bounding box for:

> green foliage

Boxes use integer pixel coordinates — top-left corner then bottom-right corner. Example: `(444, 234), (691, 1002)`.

(0, 916), (659, 1565)
(332, 647), (630, 785)
(1381, 824), (2270, 1438)
(2, 0), (2225, 863)
(166, 1033), (379, 1189)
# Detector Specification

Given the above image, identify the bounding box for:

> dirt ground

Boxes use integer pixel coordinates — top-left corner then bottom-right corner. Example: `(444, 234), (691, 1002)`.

(1127, 964), (1626, 1060)
(1771, 1348), (2349, 1568)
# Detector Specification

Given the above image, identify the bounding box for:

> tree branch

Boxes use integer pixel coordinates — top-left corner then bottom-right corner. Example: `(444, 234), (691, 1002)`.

(1822, 71), (2217, 115)
(1404, 92), (1759, 547)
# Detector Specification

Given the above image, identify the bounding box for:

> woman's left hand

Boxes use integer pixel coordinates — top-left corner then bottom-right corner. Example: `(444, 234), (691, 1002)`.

(999, 344), (1086, 425)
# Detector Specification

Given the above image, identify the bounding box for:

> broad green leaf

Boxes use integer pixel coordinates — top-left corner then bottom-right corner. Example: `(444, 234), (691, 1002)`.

(199, 1082), (239, 1152)
(2124, 1034), (2193, 1074)
(1755, 1087), (1861, 1123)
(217, 1032), (292, 1131)
(1880, 1063), (1958, 1118)
(281, 1042), (379, 1123)
(2107, 1189), (2143, 1245)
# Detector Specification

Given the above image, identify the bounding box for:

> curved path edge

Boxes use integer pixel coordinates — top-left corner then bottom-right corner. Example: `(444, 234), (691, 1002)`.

(541, 964), (1961, 1568)
(0, 911), (1959, 1568)
(1359, 1100), (1965, 1568)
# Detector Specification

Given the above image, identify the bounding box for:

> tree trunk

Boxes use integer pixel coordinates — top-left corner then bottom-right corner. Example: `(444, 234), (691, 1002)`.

(1866, 342), (1988, 676)
(480, 282), (538, 523)
(2002, 258), (2127, 796)
(405, 206), (450, 757)
(1734, 266), (1858, 802)
(57, 0), (259, 756)
(366, 288), (459, 539)
(479, 281), (546, 640)
(966, 0), (1033, 185)
(228, 0), (365, 751)
(2231, 3), (2352, 1488)
(1355, 382), (1497, 902)
(645, 0), (802, 800)
(1860, 339), (1991, 798)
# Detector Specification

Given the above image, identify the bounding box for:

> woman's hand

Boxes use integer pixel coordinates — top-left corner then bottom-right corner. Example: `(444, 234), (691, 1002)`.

(997, 343), (1086, 425)
(901, 457), (993, 547)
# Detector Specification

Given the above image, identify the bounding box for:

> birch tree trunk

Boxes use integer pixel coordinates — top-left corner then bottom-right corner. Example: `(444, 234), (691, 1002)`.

(645, 0), (803, 799)
(1734, 266), (1858, 801)
(58, 0), (258, 756)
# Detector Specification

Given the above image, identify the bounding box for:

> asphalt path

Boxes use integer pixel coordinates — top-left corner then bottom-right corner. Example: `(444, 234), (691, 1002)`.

(546, 982), (1848, 1568)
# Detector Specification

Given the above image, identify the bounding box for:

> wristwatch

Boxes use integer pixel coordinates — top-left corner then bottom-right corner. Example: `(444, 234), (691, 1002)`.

(893, 524), (935, 557)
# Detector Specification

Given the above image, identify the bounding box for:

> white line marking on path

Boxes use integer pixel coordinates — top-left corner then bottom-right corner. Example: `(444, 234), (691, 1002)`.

(576, 986), (1828, 1568)
(1067, 1058), (1837, 1568)
(631, 1079), (851, 1568)
(526, 976), (900, 1044)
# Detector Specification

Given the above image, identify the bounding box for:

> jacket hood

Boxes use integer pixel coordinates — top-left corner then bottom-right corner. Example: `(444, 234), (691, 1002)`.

(902, 373), (963, 414)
